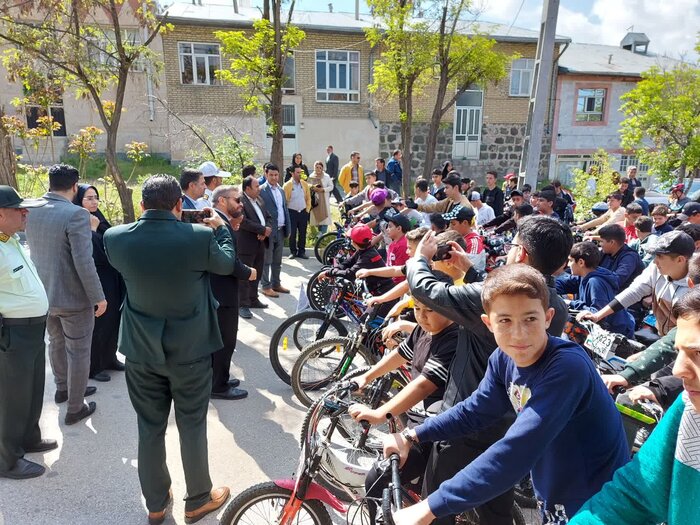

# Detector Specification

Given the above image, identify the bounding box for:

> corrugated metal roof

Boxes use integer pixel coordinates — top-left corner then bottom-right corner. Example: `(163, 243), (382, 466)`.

(559, 42), (682, 76)
(160, 2), (571, 43)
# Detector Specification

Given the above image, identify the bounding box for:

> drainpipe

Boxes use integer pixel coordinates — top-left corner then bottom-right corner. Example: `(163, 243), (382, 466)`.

(367, 45), (377, 128)
(355, 0), (359, 20)
(142, 3), (156, 121)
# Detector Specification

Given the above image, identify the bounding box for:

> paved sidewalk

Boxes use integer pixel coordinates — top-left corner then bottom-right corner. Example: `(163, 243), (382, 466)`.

(0, 257), (323, 525)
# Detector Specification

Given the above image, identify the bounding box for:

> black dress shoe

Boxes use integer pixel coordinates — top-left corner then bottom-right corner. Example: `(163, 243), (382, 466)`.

(55, 386), (97, 404)
(228, 378), (241, 388)
(90, 371), (111, 382)
(250, 300), (268, 309)
(297, 253), (309, 259)
(24, 439), (58, 453)
(239, 307), (253, 319)
(64, 401), (97, 425)
(211, 387), (248, 400)
(0, 458), (45, 479)
(106, 361), (125, 372)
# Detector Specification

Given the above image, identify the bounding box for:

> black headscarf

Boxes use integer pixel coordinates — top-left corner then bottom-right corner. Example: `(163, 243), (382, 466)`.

(73, 184), (111, 235)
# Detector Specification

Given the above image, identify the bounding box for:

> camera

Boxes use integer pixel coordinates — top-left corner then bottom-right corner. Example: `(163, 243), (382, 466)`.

(432, 243), (452, 262)
(181, 209), (212, 224)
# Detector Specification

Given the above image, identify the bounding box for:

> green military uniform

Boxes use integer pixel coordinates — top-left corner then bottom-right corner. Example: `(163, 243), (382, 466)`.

(103, 209), (234, 512)
(0, 230), (50, 473)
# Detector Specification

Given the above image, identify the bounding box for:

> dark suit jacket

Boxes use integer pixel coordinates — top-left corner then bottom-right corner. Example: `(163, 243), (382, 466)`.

(259, 183), (291, 238)
(238, 192), (272, 257)
(210, 210), (252, 308)
(103, 209), (235, 364)
(326, 152), (339, 179)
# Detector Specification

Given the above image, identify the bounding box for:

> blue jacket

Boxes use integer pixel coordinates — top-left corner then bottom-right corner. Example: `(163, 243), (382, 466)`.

(386, 157), (402, 184)
(599, 244), (644, 290)
(556, 267), (635, 337)
(259, 182), (291, 238)
(633, 197), (649, 216)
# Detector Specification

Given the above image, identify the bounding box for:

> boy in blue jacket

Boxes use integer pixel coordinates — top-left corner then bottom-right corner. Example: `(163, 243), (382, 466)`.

(384, 264), (629, 525)
(556, 241), (635, 337)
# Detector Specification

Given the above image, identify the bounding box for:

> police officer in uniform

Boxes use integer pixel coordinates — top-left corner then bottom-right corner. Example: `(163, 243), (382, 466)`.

(0, 186), (58, 479)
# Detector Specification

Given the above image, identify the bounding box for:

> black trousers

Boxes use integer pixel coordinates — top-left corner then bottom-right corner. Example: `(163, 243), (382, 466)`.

(330, 179), (343, 203)
(289, 209), (309, 256)
(239, 243), (265, 307)
(0, 322), (46, 472)
(211, 305), (239, 392)
(423, 437), (515, 525)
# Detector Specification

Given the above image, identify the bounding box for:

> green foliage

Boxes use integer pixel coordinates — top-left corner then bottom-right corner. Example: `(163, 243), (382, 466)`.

(571, 150), (619, 219)
(620, 61), (700, 182)
(186, 135), (256, 185)
(215, 19), (306, 114)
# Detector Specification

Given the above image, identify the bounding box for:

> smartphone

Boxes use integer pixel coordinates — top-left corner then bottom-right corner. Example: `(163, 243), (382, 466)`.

(432, 243), (452, 262)
(181, 209), (211, 224)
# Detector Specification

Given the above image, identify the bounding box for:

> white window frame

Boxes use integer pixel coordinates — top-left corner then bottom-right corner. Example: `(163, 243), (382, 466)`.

(576, 88), (606, 122)
(619, 155), (649, 174)
(509, 58), (534, 97)
(315, 49), (360, 103)
(178, 42), (221, 86)
(88, 29), (144, 72)
(282, 53), (295, 94)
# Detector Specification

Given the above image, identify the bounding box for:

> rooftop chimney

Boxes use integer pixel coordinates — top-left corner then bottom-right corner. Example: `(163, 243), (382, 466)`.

(620, 31), (650, 55)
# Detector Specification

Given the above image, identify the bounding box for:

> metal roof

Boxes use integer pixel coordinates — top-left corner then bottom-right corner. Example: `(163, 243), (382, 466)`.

(160, 2), (571, 43)
(558, 42), (682, 77)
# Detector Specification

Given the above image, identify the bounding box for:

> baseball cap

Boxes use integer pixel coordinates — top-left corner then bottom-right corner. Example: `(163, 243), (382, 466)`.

(504, 173), (517, 181)
(443, 205), (475, 223)
(387, 213), (411, 232)
(671, 183), (685, 193)
(0, 186), (47, 209)
(349, 224), (373, 246)
(678, 202), (700, 220)
(198, 161), (232, 179)
(648, 230), (695, 258)
(468, 191), (481, 202)
(510, 189), (523, 198)
(370, 188), (389, 206)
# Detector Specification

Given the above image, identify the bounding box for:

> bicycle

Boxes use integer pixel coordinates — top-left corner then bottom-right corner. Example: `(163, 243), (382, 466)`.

(314, 214), (351, 263)
(269, 280), (369, 385)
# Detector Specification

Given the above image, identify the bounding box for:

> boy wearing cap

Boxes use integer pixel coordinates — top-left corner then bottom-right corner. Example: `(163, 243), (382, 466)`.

(578, 230), (695, 336)
(197, 161), (232, 208)
(445, 206), (485, 273)
(482, 190), (524, 232)
(678, 202), (700, 225)
(503, 172), (517, 200)
(469, 191), (495, 226)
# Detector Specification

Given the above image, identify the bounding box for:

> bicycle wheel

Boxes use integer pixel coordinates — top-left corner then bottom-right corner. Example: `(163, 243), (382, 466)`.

(322, 238), (353, 266)
(306, 269), (336, 312)
(291, 337), (375, 408)
(219, 481), (332, 525)
(315, 232), (339, 263)
(269, 311), (348, 386)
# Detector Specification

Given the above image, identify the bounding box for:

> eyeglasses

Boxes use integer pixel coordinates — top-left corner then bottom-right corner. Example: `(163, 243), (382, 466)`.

(83, 196), (100, 202)
(504, 242), (520, 253)
(226, 196), (241, 203)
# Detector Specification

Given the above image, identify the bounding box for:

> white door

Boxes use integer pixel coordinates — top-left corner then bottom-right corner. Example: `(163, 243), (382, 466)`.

(453, 90), (483, 159)
(282, 104), (298, 155)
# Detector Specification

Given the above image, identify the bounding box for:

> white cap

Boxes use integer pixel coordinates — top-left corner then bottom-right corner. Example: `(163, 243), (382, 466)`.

(198, 161), (231, 178)
(468, 191), (481, 202)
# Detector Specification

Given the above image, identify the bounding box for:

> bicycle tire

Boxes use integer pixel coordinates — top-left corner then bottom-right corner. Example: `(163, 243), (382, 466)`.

(322, 238), (353, 266)
(218, 481), (332, 525)
(306, 268), (336, 312)
(269, 311), (348, 386)
(315, 232), (339, 263)
(291, 336), (375, 408)
(513, 476), (538, 509)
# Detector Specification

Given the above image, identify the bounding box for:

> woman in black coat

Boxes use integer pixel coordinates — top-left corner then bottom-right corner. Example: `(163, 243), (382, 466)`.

(73, 184), (125, 382)
(284, 152), (310, 182)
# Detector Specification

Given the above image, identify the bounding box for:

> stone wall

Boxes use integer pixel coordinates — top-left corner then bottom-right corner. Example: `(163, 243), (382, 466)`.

(379, 121), (551, 184)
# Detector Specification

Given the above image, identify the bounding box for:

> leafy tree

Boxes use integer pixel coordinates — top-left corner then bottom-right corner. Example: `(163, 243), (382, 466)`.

(0, 0), (169, 222)
(620, 57), (700, 182)
(366, 0), (436, 196)
(423, 0), (510, 179)
(216, 0), (305, 169)
(571, 149), (619, 220)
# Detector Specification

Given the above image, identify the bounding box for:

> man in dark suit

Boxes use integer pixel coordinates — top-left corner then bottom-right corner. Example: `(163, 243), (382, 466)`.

(180, 168), (206, 210)
(326, 145), (342, 202)
(103, 175), (234, 524)
(238, 175), (272, 319)
(259, 163), (291, 298)
(210, 184), (254, 400)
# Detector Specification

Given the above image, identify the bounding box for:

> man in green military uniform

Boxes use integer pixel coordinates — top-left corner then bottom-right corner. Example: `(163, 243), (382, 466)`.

(0, 186), (58, 480)
(103, 175), (235, 524)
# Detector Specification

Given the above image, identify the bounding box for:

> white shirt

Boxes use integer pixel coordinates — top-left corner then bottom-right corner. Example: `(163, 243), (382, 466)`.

(250, 197), (266, 225)
(415, 194), (438, 226)
(288, 181), (306, 212)
(0, 234), (49, 318)
(270, 184), (286, 228)
(196, 188), (212, 209)
(475, 204), (495, 226)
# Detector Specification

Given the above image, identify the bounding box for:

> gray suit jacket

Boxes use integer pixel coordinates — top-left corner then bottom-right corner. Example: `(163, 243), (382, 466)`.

(259, 183), (291, 238)
(25, 192), (105, 310)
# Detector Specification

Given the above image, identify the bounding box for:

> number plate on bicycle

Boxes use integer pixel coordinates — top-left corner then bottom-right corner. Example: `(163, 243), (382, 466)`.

(584, 325), (617, 360)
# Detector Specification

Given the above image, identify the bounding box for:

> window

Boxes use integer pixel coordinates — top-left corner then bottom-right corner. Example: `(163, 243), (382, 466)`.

(315, 50), (360, 103)
(282, 54), (295, 94)
(576, 88), (606, 122)
(509, 58), (534, 97)
(619, 155), (649, 174)
(178, 42), (221, 85)
(88, 29), (144, 72)
(26, 103), (67, 137)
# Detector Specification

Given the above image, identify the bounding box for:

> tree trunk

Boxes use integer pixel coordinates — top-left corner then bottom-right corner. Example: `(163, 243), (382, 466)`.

(399, 88), (413, 198)
(105, 131), (134, 223)
(0, 107), (18, 188)
(270, 88), (284, 169)
(425, 70), (450, 179)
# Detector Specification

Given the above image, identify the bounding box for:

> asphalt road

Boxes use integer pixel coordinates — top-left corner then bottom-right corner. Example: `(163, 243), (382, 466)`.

(0, 256), (324, 525)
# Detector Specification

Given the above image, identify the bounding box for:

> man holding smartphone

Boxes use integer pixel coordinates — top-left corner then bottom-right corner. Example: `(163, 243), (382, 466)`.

(104, 174), (235, 524)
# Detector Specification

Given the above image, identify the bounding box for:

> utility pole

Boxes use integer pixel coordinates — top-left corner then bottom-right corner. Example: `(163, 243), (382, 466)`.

(519, 0), (560, 189)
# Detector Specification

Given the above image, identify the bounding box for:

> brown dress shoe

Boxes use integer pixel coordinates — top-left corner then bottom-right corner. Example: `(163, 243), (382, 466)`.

(184, 487), (230, 524)
(148, 489), (173, 525)
(273, 285), (290, 294)
(261, 288), (279, 298)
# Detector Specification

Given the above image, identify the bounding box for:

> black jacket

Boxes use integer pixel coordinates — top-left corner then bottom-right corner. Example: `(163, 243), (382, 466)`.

(210, 210), (253, 308)
(406, 257), (569, 444)
(327, 246), (393, 296)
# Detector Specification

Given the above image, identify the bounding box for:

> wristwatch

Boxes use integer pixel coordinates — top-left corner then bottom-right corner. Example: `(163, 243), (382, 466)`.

(401, 428), (419, 445)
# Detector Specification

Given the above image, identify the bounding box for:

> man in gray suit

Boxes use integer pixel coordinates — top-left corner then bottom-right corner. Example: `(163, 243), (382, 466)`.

(326, 145), (342, 203)
(25, 164), (106, 425)
(259, 163), (291, 298)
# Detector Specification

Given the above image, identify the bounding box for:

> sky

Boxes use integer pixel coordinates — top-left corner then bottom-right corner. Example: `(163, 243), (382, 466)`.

(240, 0), (699, 60)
